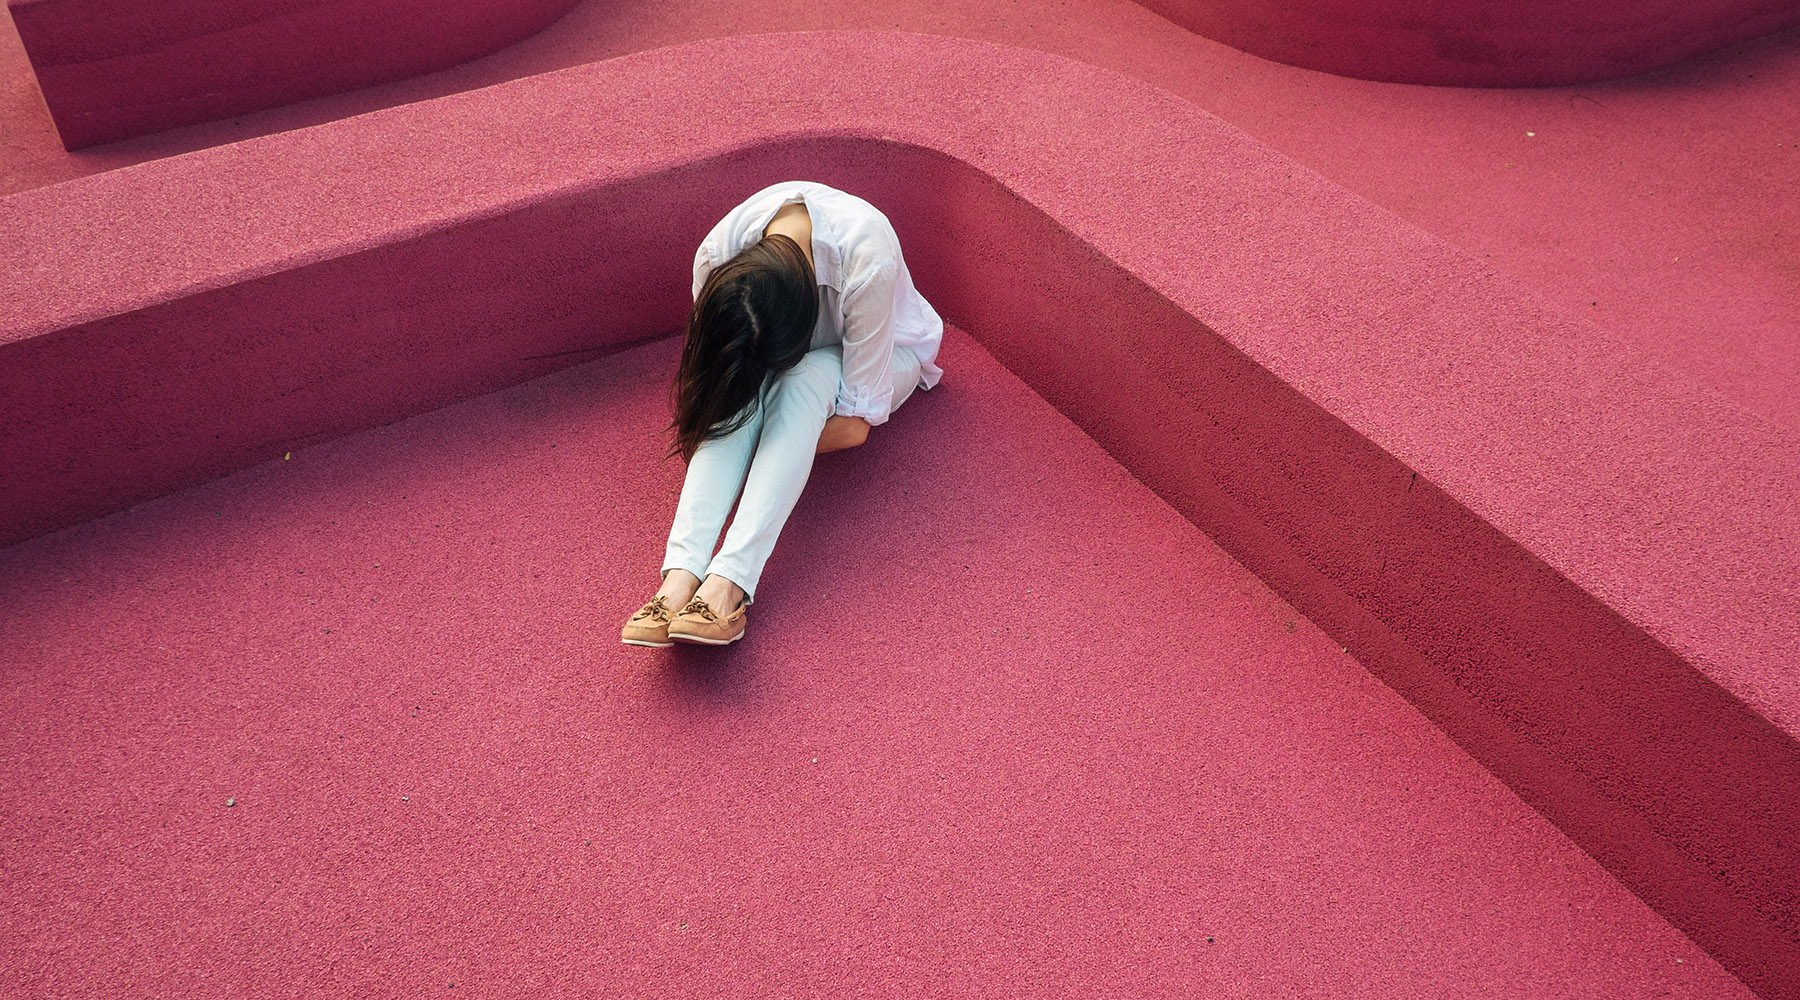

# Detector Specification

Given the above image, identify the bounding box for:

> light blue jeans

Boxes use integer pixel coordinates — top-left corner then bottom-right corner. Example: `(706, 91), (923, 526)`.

(662, 344), (920, 602)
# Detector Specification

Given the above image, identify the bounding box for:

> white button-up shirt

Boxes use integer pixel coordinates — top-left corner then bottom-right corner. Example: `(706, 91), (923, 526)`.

(692, 180), (945, 426)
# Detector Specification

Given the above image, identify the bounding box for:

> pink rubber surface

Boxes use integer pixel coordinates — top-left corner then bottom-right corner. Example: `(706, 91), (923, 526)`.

(2, 29), (1796, 994)
(0, 330), (1750, 998)
(1, 4), (1796, 996)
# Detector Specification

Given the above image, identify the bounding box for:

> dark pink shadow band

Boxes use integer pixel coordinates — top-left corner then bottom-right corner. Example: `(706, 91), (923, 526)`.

(6, 0), (578, 147)
(1137, 0), (1800, 85)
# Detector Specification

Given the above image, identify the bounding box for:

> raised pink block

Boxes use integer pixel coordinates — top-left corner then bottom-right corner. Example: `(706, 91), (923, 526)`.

(6, 0), (578, 148)
(1136, 0), (1800, 85)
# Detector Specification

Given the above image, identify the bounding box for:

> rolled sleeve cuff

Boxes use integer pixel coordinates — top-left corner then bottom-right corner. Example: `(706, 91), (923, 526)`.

(833, 383), (893, 426)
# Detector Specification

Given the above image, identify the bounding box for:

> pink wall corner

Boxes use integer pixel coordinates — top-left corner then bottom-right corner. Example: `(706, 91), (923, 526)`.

(5, 0), (579, 148)
(1133, 0), (1800, 85)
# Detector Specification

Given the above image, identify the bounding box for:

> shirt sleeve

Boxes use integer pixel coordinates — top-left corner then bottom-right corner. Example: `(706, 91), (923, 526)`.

(691, 241), (715, 302)
(835, 259), (902, 425)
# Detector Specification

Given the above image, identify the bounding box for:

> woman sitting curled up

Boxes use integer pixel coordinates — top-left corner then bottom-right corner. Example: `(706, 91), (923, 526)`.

(623, 180), (945, 647)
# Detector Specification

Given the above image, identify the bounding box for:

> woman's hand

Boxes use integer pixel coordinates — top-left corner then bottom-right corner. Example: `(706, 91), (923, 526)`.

(816, 415), (870, 454)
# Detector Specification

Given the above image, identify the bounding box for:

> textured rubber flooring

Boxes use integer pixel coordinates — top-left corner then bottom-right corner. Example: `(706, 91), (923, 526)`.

(0, 330), (1747, 997)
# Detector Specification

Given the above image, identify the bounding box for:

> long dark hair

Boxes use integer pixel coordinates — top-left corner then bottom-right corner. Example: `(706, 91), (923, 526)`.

(668, 233), (818, 461)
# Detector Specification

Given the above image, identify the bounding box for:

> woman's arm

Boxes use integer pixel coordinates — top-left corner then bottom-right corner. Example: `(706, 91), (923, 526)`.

(816, 414), (870, 454)
(817, 260), (891, 454)
(832, 260), (901, 427)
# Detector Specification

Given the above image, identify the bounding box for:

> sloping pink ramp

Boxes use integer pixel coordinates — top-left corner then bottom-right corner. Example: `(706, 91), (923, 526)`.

(0, 331), (1746, 997)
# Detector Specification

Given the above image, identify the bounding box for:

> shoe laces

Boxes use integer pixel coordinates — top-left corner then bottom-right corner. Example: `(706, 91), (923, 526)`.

(679, 597), (719, 622)
(633, 595), (673, 623)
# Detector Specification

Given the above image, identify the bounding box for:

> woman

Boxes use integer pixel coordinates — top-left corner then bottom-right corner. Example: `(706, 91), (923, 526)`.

(622, 181), (945, 647)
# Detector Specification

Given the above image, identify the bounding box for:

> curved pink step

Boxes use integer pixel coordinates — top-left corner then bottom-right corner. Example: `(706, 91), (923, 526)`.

(1, 30), (1795, 996)
(5, 0), (578, 148)
(1136, 0), (1800, 85)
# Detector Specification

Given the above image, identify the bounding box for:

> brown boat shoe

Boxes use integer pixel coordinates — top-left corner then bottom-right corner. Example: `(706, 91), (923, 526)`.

(621, 594), (677, 648)
(667, 596), (748, 645)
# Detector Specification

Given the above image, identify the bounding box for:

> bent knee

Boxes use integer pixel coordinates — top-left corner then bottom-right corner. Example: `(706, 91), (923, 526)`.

(769, 348), (842, 411)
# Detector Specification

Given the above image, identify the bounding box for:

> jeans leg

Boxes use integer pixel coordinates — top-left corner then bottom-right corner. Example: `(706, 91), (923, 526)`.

(705, 346), (842, 602)
(661, 395), (766, 583)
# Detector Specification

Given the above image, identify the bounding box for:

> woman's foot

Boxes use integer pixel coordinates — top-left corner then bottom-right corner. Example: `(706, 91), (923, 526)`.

(656, 569), (702, 610)
(693, 574), (745, 613)
(622, 570), (703, 648)
(620, 595), (677, 647)
(669, 576), (749, 645)
(668, 596), (749, 645)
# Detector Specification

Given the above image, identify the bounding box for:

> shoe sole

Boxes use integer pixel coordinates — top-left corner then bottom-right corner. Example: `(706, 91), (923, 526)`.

(621, 637), (673, 648)
(668, 631), (744, 646)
